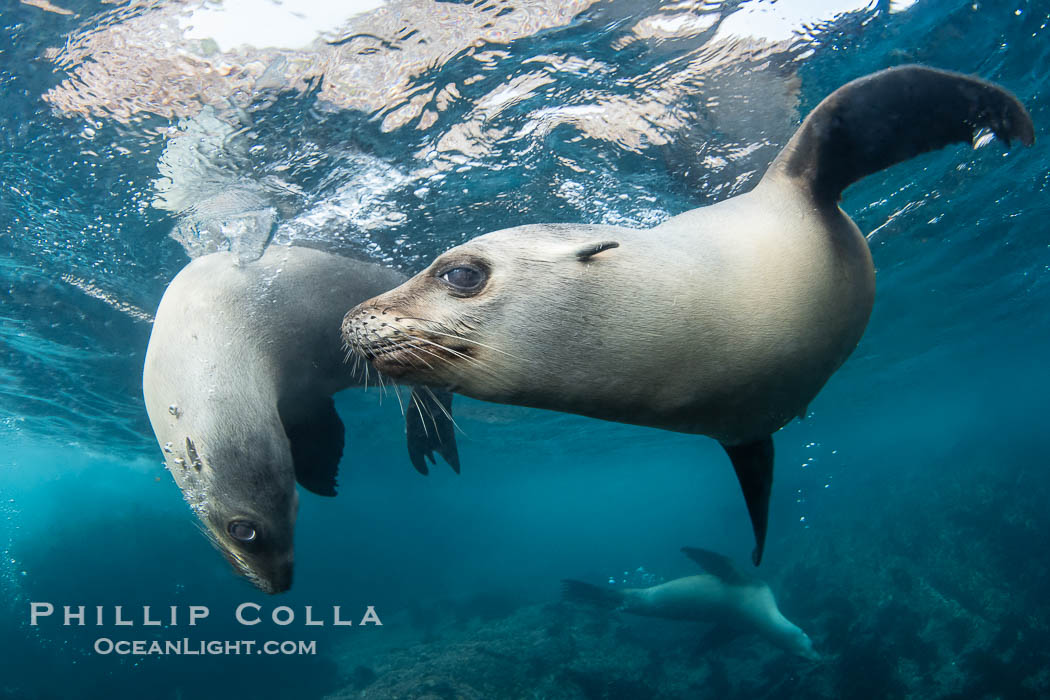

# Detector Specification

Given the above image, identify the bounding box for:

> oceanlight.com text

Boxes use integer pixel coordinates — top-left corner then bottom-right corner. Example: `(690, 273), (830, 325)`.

(93, 638), (317, 656)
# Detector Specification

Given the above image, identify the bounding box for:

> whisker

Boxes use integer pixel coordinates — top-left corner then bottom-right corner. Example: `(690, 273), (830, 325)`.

(367, 332), (390, 403)
(417, 328), (524, 361)
(422, 385), (465, 436)
(193, 521), (218, 548)
(383, 338), (442, 372)
(368, 330), (435, 372)
(419, 391), (441, 439)
(390, 328), (475, 362)
(381, 331), (437, 368)
(391, 316), (522, 361)
(410, 390), (430, 439)
(399, 341), (491, 379)
(396, 331), (500, 378)
(400, 346), (436, 370)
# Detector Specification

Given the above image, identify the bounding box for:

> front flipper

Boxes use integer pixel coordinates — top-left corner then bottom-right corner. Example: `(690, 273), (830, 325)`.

(280, 396), (344, 497)
(406, 388), (460, 475)
(721, 437), (774, 566)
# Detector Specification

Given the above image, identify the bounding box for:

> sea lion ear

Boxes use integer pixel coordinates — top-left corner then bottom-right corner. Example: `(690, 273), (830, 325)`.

(574, 241), (620, 261)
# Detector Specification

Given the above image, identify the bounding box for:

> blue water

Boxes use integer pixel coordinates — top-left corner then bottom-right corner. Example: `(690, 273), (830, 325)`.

(2, 0), (1049, 698)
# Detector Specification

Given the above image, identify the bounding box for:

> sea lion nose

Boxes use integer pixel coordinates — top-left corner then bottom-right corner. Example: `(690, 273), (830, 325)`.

(268, 563), (294, 594)
(341, 308), (368, 344)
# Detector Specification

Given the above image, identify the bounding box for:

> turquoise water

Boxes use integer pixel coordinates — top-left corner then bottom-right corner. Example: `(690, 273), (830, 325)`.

(2, 0), (1049, 698)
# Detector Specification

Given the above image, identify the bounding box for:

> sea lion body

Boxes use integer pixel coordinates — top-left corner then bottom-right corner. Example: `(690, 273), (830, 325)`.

(434, 181), (872, 443)
(564, 548), (818, 660)
(144, 245), (457, 593)
(343, 66), (1034, 564)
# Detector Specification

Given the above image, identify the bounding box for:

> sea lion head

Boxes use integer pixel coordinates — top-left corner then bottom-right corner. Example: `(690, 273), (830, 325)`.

(165, 422), (298, 595)
(341, 224), (623, 406)
(780, 624), (821, 662)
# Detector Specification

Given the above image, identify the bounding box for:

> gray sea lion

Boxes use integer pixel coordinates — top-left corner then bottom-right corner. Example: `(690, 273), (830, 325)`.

(341, 65), (1034, 565)
(563, 548), (819, 661)
(143, 245), (459, 593)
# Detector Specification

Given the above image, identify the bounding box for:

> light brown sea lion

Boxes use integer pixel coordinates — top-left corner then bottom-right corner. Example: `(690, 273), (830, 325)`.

(341, 66), (1034, 564)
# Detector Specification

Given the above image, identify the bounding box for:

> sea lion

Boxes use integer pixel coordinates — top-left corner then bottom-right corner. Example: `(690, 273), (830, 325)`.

(143, 245), (459, 593)
(341, 65), (1034, 565)
(562, 547), (819, 661)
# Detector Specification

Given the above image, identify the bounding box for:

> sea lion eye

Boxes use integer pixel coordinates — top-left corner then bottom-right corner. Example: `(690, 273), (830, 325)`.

(227, 520), (257, 543)
(438, 265), (487, 293)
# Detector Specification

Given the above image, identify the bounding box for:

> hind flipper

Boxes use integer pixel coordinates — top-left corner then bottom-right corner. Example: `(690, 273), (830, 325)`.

(769, 65), (1034, 203)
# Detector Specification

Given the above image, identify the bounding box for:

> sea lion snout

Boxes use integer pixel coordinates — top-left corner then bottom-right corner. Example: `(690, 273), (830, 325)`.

(206, 507), (297, 595)
(342, 289), (478, 384)
(341, 300), (416, 378)
(257, 561), (293, 595)
(341, 300), (385, 357)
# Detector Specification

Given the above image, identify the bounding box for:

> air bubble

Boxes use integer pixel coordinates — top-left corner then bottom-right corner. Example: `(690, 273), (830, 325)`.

(973, 128), (996, 149)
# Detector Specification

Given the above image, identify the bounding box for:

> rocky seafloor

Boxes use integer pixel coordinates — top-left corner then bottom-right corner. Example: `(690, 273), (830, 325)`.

(324, 443), (1050, 700)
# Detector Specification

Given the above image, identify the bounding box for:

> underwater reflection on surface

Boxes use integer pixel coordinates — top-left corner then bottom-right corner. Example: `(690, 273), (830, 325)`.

(1, 0), (1049, 697)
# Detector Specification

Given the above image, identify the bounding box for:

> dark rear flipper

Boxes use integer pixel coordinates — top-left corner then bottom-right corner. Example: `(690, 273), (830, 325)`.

(561, 579), (625, 610)
(406, 387), (461, 475)
(768, 65), (1034, 204)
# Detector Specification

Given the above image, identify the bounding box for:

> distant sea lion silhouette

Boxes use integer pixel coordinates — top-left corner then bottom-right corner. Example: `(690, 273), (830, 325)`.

(144, 245), (459, 593)
(563, 547), (819, 661)
(342, 65), (1034, 564)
